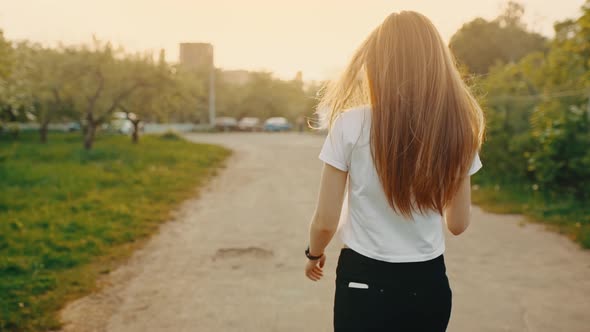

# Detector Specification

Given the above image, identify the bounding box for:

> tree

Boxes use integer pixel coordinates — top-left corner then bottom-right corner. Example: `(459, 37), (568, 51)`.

(0, 29), (14, 128)
(477, 57), (540, 181)
(478, 0), (590, 200)
(214, 71), (309, 122)
(0, 30), (11, 80)
(118, 50), (175, 143)
(4, 43), (73, 142)
(171, 66), (208, 123)
(449, 1), (547, 74)
(526, 1), (590, 200)
(64, 38), (149, 150)
(496, 1), (525, 28)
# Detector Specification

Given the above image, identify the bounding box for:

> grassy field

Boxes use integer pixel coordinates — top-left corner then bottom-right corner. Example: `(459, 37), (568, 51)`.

(0, 132), (230, 331)
(471, 180), (590, 249)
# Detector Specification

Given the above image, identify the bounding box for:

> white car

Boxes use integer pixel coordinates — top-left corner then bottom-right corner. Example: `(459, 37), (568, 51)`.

(238, 117), (261, 131)
(215, 117), (238, 131)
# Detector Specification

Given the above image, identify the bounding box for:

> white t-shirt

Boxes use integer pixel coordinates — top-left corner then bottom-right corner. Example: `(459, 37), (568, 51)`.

(318, 105), (482, 263)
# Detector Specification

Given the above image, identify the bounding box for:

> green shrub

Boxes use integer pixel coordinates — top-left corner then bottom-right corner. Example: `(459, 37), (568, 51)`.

(159, 131), (182, 141)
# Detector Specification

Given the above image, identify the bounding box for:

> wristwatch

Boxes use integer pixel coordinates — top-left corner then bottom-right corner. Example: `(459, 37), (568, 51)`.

(305, 246), (323, 260)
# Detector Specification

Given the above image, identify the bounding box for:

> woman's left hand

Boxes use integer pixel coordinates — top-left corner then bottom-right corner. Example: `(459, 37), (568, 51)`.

(305, 255), (326, 281)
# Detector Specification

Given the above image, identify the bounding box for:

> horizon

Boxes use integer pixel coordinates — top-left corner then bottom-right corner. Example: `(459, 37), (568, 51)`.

(1, 0), (584, 81)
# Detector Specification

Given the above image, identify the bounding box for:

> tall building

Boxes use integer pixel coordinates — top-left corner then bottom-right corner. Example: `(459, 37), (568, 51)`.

(179, 42), (215, 126)
(179, 43), (214, 70)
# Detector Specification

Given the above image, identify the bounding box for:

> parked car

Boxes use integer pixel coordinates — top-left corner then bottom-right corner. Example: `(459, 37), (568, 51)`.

(64, 122), (81, 132)
(264, 117), (292, 132)
(215, 117), (238, 131)
(238, 117), (261, 132)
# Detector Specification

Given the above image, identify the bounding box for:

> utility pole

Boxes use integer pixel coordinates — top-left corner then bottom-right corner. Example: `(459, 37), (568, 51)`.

(209, 63), (216, 128)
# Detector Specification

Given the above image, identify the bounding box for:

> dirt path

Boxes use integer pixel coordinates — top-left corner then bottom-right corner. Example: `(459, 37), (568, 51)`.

(59, 133), (590, 332)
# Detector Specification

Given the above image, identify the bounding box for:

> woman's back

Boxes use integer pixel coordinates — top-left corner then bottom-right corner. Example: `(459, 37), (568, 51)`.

(319, 105), (482, 262)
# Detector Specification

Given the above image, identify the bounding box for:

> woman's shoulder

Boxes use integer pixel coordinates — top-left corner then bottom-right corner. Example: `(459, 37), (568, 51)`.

(336, 105), (371, 129)
(339, 105), (371, 121)
(333, 105), (371, 144)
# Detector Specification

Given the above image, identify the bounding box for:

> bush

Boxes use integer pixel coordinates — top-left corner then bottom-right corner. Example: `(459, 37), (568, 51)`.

(159, 131), (182, 141)
(529, 103), (590, 200)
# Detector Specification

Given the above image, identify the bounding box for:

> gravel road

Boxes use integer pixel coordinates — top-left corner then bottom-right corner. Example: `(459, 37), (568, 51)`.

(59, 132), (590, 332)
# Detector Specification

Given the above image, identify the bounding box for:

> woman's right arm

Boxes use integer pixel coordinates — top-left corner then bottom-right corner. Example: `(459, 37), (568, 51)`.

(444, 175), (473, 235)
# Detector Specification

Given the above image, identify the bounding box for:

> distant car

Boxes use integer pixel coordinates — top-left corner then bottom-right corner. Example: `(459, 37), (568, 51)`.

(264, 117), (292, 132)
(215, 117), (238, 131)
(65, 122), (81, 132)
(238, 117), (261, 132)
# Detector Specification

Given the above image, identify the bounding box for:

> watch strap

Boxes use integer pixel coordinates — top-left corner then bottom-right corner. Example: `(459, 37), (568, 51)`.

(305, 246), (323, 260)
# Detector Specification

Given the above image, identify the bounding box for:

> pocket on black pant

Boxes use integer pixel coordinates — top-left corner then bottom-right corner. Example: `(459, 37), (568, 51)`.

(334, 276), (383, 330)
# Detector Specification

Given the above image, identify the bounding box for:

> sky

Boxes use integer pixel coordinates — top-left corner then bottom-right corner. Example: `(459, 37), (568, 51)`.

(0, 0), (585, 81)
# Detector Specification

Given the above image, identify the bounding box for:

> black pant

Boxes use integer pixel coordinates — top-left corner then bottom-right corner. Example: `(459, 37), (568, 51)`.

(334, 248), (452, 331)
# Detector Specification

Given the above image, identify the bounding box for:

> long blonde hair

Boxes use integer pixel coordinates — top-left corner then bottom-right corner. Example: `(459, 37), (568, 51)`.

(316, 11), (485, 218)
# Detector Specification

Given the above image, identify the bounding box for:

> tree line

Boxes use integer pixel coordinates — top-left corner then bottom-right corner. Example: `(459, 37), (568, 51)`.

(1, 0), (588, 203)
(0, 36), (317, 149)
(450, 0), (590, 201)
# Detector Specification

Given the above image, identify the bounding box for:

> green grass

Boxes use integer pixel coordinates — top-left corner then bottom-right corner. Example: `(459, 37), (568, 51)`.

(0, 132), (230, 331)
(471, 180), (590, 249)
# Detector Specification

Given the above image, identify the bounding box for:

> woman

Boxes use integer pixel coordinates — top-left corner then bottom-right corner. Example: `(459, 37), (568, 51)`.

(304, 11), (485, 331)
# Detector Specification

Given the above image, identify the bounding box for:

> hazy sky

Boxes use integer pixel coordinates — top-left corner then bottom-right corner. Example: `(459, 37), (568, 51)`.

(1, 0), (584, 80)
